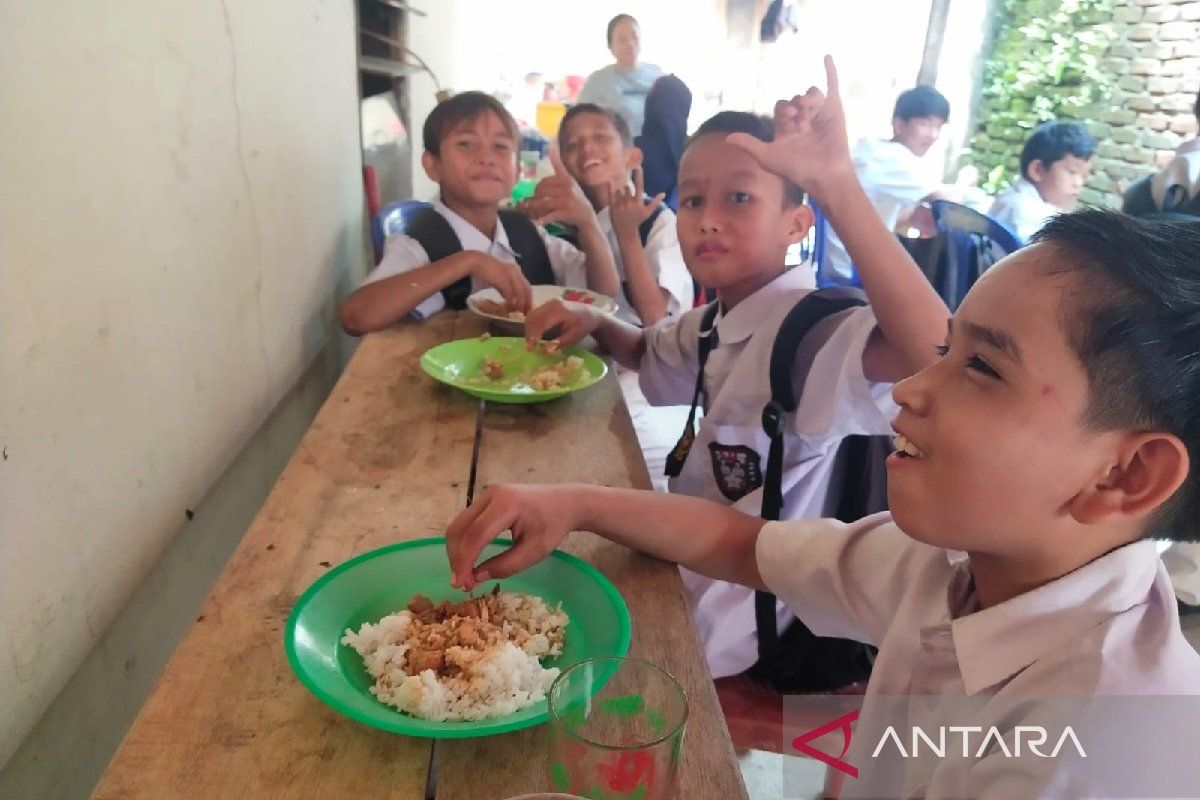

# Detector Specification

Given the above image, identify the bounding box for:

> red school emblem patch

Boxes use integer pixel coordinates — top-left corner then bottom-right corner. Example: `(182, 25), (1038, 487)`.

(708, 443), (763, 501)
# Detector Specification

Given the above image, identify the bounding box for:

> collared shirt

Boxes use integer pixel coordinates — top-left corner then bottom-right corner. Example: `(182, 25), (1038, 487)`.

(758, 513), (1200, 796)
(639, 267), (896, 677)
(364, 201), (588, 320)
(822, 139), (941, 285)
(988, 177), (1058, 243)
(595, 204), (692, 326)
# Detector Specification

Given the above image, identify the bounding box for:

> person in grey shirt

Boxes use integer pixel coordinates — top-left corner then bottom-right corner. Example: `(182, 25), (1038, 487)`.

(577, 13), (663, 138)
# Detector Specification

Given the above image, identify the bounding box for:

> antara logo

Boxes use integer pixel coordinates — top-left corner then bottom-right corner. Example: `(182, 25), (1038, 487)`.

(791, 711), (1087, 779)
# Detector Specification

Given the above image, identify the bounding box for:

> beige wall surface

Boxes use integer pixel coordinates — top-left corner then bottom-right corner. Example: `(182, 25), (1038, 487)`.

(0, 0), (365, 766)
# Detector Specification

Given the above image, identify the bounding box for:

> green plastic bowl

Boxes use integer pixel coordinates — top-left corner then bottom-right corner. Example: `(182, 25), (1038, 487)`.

(284, 538), (632, 738)
(420, 337), (607, 404)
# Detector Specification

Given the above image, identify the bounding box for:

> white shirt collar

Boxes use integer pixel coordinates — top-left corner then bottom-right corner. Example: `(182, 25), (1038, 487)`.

(433, 200), (519, 259)
(714, 266), (817, 345)
(950, 540), (1161, 695)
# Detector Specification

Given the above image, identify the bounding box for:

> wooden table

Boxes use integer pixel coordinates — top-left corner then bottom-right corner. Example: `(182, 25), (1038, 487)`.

(92, 312), (748, 800)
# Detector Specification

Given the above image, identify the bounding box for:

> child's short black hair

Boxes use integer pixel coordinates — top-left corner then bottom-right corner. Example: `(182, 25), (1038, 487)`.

(892, 85), (950, 122)
(1019, 121), (1096, 179)
(559, 103), (632, 147)
(606, 13), (637, 46)
(685, 111), (807, 205)
(422, 91), (518, 157)
(1034, 210), (1200, 542)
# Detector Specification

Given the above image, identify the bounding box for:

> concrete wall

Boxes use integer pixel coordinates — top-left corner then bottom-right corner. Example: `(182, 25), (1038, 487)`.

(0, 0), (367, 791)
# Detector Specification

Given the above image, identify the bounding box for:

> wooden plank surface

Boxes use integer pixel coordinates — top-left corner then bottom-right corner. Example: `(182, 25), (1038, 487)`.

(436, 366), (750, 799)
(92, 314), (483, 800)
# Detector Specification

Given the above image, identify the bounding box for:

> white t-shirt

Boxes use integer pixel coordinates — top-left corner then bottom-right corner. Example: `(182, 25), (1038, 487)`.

(577, 62), (663, 138)
(365, 201), (588, 320)
(822, 138), (940, 285)
(988, 177), (1056, 242)
(638, 267), (897, 677)
(757, 513), (1200, 796)
(595, 204), (692, 326)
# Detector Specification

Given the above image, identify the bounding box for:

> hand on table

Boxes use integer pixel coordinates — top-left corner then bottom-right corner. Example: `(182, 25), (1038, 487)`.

(446, 484), (578, 591)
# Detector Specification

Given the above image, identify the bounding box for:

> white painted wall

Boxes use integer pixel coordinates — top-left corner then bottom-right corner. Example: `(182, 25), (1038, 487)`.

(0, 0), (365, 766)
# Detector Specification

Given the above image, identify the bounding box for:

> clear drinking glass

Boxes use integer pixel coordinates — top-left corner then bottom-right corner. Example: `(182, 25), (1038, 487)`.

(547, 657), (688, 800)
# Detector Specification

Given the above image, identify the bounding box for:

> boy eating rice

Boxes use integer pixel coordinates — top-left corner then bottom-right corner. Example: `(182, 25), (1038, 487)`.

(444, 62), (1200, 796)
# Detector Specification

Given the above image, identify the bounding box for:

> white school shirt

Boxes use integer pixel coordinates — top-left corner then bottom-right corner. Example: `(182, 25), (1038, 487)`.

(1151, 138), (1200, 210)
(638, 267), (897, 678)
(988, 177), (1057, 242)
(595, 204), (693, 326)
(823, 139), (940, 285)
(365, 201), (589, 320)
(758, 513), (1200, 797)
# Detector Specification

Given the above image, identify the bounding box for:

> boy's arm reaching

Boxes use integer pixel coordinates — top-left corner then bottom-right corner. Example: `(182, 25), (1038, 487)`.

(338, 250), (532, 336)
(727, 55), (949, 383)
(445, 484), (768, 592)
(523, 299), (648, 371)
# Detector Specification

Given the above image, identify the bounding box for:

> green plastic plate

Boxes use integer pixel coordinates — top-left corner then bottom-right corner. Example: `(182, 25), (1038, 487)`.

(284, 538), (631, 739)
(419, 337), (607, 404)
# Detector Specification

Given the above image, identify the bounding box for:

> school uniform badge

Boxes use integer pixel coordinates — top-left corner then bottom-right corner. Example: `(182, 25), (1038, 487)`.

(708, 443), (763, 501)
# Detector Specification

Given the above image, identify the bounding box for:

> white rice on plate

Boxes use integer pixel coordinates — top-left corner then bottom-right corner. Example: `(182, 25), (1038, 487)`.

(341, 589), (568, 722)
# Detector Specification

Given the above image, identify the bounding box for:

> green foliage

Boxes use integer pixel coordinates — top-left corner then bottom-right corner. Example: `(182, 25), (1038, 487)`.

(967, 0), (1116, 193)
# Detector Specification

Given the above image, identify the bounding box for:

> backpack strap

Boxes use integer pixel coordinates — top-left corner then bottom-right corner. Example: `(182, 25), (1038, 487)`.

(664, 300), (721, 478)
(400, 207), (471, 309)
(755, 286), (868, 657)
(498, 209), (556, 287)
(620, 204), (668, 312)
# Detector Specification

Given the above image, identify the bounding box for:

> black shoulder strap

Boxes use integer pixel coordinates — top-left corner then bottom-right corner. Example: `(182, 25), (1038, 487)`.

(401, 207), (470, 309)
(621, 204), (668, 314)
(760, 287), (868, 521)
(498, 209), (556, 286)
(755, 286), (867, 659)
(664, 300), (721, 478)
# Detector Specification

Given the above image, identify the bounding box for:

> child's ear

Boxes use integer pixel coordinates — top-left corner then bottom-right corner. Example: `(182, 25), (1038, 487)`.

(421, 151), (441, 183)
(783, 203), (815, 246)
(1027, 159), (1048, 185)
(624, 146), (644, 172)
(1067, 432), (1189, 527)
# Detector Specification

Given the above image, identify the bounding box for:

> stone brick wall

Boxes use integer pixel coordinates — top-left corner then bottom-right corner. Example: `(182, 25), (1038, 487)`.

(968, 0), (1199, 208)
(1091, 0), (1200, 206)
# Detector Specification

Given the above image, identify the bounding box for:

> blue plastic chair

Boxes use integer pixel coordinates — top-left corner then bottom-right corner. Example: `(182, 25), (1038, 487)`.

(371, 199), (433, 263)
(928, 200), (1022, 310)
(809, 202), (866, 289)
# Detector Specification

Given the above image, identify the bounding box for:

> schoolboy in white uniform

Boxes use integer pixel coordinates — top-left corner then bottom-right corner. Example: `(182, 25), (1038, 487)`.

(446, 64), (1200, 796)
(556, 102), (693, 491)
(339, 92), (618, 334)
(513, 60), (951, 680)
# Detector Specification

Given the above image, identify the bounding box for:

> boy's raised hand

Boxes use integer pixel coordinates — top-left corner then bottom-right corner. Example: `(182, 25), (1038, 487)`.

(609, 167), (666, 242)
(446, 484), (577, 591)
(522, 298), (598, 350)
(521, 146), (597, 228)
(726, 55), (854, 196)
(470, 252), (533, 313)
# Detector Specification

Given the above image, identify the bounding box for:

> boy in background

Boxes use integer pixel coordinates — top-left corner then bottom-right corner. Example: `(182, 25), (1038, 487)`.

(339, 92), (617, 335)
(821, 85), (962, 286)
(989, 120), (1095, 242)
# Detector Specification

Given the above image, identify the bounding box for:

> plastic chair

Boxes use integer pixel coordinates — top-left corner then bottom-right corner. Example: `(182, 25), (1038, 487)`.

(928, 200), (1022, 310)
(810, 202), (864, 290)
(371, 199), (433, 263)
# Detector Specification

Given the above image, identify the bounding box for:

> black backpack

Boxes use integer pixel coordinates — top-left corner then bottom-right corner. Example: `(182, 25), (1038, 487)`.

(400, 206), (556, 309)
(666, 286), (889, 692)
